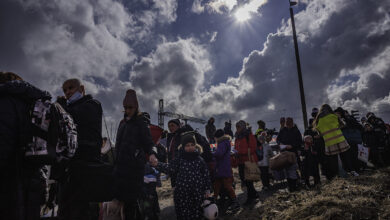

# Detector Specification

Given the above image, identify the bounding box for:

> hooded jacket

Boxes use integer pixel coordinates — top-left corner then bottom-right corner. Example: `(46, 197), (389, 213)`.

(213, 135), (232, 178)
(0, 80), (50, 220)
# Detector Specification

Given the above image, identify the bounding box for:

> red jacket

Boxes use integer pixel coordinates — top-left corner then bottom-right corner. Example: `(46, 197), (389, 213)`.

(234, 133), (258, 165)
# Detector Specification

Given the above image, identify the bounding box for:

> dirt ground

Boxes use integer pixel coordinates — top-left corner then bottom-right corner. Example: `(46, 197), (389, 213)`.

(157, 167), (390, 220)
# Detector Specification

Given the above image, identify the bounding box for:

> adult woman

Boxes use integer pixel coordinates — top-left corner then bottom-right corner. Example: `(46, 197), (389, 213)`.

(313, 104), (352, 180)
(113, 89), (157, 219)
(234, 120), (258, 205)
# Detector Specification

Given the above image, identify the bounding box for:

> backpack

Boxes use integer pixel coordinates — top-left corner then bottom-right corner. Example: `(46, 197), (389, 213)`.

(24, 99), (78, 165)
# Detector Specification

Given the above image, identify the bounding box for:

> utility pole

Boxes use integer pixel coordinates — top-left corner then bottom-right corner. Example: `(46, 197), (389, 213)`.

(158, 99), (164, 128)
(289, 0), (308, 130)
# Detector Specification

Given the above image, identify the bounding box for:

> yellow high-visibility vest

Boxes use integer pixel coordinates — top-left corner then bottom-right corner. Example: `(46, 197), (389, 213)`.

(316, 114), (346, 147)
(255, 128), (264, 137)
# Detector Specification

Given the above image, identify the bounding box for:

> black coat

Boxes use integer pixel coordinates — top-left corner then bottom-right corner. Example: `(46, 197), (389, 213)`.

(205, 122), (216, 140)
(224, 124), (234, 138)
(113, 113), (155, 202)
(277, 125), (303, 153)
(61, 95), (103, 161)
(0, 80), (50, 220)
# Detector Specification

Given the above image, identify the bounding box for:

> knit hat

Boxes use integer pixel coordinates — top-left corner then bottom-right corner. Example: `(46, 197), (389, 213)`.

(168, 119), (181, 127)
(123, 89), (139, 109)
(181, 133), (196, 146)
(214, 129), (224, 139)
(236, 120), (246, 129)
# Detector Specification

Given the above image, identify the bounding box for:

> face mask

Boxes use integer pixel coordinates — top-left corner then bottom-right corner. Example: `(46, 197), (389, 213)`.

(67, 91), (83, 105)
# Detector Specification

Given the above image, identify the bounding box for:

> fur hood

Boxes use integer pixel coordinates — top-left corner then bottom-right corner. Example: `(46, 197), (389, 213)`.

(178, 143), (203, 153)
(216, 135), (231, 144)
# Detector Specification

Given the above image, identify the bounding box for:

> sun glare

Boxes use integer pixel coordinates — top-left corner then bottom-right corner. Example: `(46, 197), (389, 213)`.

(235, 7), (251, 22)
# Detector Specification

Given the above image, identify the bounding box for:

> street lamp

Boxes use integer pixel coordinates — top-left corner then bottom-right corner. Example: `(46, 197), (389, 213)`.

(289, 0), (308, 130)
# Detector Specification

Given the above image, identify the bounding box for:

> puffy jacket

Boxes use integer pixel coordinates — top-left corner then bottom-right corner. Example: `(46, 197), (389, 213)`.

(59, 95), (102, 161)
(0, 80), (50, 220)
(213, 135), (232, 178)
(234, 129), (258, 165)
(113, 113), (155, 202)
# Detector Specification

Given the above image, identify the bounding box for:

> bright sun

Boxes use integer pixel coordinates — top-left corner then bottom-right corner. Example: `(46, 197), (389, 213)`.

(235, 7), (251, 22)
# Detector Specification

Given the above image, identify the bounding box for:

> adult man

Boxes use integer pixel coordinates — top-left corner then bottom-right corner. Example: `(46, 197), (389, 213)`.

(57, 78), (103, 220)
(60, 78), (103, 161)
(206, 117), (216, 144)
(223, 120), (234, 138)
(0, 72), (50, 220)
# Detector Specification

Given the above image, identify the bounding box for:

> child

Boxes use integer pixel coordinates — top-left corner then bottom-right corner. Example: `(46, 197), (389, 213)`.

(256, 132), (273, 191)
(152, 133), (211, 220)
(213, 129), (240, 212)
(141, 163), (161, 220)
(302, 135), (321, 187)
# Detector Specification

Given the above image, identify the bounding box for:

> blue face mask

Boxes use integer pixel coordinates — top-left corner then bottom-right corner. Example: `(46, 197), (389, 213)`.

(67, 91), (83, 105)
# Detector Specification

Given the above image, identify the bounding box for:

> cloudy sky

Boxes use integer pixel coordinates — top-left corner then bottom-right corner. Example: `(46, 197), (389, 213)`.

(1, 0), (389, 136)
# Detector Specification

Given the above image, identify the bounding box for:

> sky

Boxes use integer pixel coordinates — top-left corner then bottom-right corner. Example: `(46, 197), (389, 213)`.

(1, 0), (390, 137)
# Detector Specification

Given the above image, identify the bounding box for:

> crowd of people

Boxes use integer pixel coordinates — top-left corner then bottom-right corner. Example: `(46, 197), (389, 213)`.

(1, 71), (390, 220)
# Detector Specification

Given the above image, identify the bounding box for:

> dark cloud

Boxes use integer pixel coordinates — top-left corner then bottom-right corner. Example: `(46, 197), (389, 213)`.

(1, 0), (389, 135)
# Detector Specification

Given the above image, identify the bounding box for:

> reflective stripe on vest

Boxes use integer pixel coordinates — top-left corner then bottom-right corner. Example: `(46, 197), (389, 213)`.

(316, 114), (346, 147)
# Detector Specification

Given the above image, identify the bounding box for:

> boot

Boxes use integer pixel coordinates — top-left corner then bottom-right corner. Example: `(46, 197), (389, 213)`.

(227, 198), (240, 213)
(287, 178), (297, 192)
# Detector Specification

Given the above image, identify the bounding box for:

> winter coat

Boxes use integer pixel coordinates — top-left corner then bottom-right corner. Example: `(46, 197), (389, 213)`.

(304, 128), (325, 157)
(113, 113), (155, 202)
(205, 121), (216, 141)
(257, 143), (273, 167)
(167, 125), (213, 188)
(301, 144), (319, 176)
(0, 80), (50, 220)
(59, 95), (103, 161)
(223, 124), (234, 138)
(157, 147), (211, 220)
(363, 129), (381, 151)
(277, 125), (303, 154)
(213, 135), (232, 178)
(234, 129), (258, 165)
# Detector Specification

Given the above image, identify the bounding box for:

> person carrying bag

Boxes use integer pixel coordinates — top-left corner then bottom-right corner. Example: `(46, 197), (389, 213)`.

(244, 148), (261, 182)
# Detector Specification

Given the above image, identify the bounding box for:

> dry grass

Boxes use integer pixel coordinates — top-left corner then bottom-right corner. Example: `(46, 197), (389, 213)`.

(157, 168), (390, 220)
(258, 167), (390, 220)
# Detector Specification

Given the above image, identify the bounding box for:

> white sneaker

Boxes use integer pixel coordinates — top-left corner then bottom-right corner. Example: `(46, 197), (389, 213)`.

(350, 171), (359, 177)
